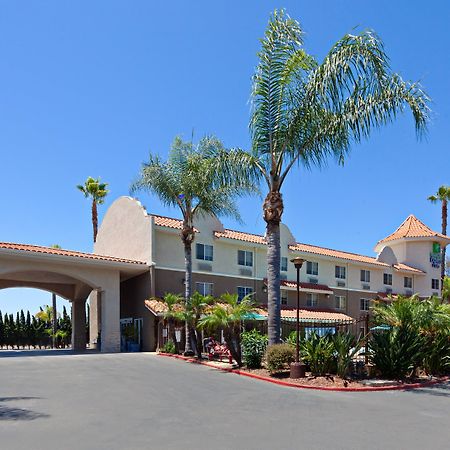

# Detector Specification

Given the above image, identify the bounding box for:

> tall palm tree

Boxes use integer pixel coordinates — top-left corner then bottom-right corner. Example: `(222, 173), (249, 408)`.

(131, 135), (256, 355)
(222, 10), (430, 345)
(428, 185), (450, 285)
(77, 177), (109, 243)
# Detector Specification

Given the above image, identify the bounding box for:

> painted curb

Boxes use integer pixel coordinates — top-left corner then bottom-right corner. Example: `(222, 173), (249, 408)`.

(158, 353), (449, 392)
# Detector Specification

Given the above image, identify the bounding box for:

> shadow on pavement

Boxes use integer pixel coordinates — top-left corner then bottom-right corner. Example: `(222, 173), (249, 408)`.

(0, 397), (49, 421)
(407, 383), (450, 398)
(0, 349), (99, 358)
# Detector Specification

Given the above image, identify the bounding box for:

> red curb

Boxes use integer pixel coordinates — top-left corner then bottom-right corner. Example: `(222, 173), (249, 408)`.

(158, 353), (449, 392)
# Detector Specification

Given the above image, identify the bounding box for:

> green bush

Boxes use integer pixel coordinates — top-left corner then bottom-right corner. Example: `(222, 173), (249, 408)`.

(265, 344), (295, 374)
(301, 332), (335, 376)
(241, 330), (268, 369)
(422, 332), (450, 376)
(369, 327), (424, 379)
(333, 332), (363, 379)
(161, 340), (177, 354)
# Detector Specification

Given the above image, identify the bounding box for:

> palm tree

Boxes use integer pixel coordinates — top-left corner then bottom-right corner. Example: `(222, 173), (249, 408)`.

(132, 136), (256, 355)
(198, 293), (256, 366)
(428, 185), (450, 285)
(161, 293), (183, 352)
(77, 177), (109, 243)
(221, 10), (429, 345)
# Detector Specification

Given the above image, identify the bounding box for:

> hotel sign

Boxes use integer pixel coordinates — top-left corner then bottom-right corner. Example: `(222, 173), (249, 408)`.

(430, 242), (441, 268)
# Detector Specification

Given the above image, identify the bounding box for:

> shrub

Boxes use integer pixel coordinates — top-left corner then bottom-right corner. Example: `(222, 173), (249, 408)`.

(369, 327), (424, 379)
(241, 330), (268, 369)
(333, 332), (363, 379)
(161, 340), (177, 354)
(422, 332), (450, 376)
(265, 344), (295, 374)
(301, 332), (335, 376)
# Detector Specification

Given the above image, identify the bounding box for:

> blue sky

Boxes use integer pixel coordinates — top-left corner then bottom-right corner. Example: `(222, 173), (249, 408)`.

(0, 0), (448, 314)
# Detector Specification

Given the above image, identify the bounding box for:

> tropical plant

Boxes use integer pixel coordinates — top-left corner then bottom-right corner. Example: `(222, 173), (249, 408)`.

(265, 344), (295, 374)
(220, 10), (429, 345)
(443, 276), (450, 303)
(198, 293), (256, 366)
(77, 176), (109, 243)
(162, 293), (183, 353)
(369, 326), (424, 379)
(301, 332), (335, 376)
(333, 332), (363, 378)
(428, 186), (450, 284)
(241, 329), (268, 369)
(132, 136), (256, 354)
(161, 340), (176, 354)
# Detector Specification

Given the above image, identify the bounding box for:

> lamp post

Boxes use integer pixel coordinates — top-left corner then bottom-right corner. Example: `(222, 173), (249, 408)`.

(290, 257), (306, 378)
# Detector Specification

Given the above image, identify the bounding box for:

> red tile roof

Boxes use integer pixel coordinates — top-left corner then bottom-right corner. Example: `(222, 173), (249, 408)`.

(214, 229), (266, 245)
(152, 214), (198, 232)
(0, 242), (146, 265)
(377, 215), (450, 244)
(264, 279), (334, 294)
(145, 299), (352, 322)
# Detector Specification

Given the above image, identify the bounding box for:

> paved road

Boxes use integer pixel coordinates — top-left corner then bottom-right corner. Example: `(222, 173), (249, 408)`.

(0, 351), (449, 450)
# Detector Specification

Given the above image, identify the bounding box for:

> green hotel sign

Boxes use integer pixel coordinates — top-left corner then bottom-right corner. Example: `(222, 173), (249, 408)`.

(430, 242), (441, 268)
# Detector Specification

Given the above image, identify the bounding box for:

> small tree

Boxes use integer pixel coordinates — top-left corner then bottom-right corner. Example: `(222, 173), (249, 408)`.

(161, 293), (183, 353)
(199, 293), (256, 366)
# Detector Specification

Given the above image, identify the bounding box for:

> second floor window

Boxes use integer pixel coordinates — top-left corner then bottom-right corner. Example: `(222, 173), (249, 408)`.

(237, 286), (253, 302)
(306, 293), (318, 307)
(196, 243), (213, 261)
(431, 279), (440, 290)
(280, 257), (288, 272)
(383, 273), (393, 285)
(195, 282), (213, 296)
(335, 266), (346, 279)
(404, 277), (413, 289)
(238, 250), (253, 267)
(360, 270), (370, 283)
(306, 261), (318, 276)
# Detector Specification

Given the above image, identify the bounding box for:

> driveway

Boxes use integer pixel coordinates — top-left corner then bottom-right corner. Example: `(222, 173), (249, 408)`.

(0, 351), (449, 450)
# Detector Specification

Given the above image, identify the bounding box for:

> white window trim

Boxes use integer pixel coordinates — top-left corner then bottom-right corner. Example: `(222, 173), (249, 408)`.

(195, 282), (214, 296)
(238, 250), (253, 267)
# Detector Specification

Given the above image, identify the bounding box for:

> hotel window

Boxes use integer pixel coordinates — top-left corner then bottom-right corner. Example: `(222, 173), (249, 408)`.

(237, 250), (253, 267)
(335, 295), (346, 310)
(281, 291), (288, 305)
(431, 279), (440, 290)
(360, 270), (370, 283)
(383, 273), (393, 285)
(196, 243), (213, 261)
(237, 286), (253, 302)
(360, 298), (370, 311)
(335, 266), (346, 279)
(306, 293), (318, 307)
(306, 261), (318, 276)
(404, 277), (413, 289)
(280, 257), (288, 272)
(195, 282), (214, 296)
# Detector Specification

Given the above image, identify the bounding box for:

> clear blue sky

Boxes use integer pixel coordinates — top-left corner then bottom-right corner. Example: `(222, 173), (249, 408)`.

(0, 0), (448, 314)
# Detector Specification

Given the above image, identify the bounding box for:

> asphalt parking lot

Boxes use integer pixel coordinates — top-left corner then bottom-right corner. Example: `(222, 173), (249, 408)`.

(1, 350), (449, 450)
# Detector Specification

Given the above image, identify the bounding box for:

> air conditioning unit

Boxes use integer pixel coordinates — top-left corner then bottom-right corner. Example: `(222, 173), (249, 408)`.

(197, 263), (212, 272)
(337, 281), (346, 288)
(405, 290), (413, 297)
(362, 284), (370, 290)
(385, 288), (392, 295)
(239, 268), (252, 277)
(308, 278), (318, 284)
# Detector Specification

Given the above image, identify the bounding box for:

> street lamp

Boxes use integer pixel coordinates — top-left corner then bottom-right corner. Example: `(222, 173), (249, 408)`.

(290, 257), (306, 378)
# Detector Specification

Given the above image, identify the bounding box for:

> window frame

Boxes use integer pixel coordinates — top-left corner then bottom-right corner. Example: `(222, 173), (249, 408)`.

(431, 278), (440, 290)
(237, 250), (253, 267)
(195, 282), (214, 297)
(237, 286), (253, 302)
(281, 290), (288, 306)
(306, 261), (319, 276)
(383, 273), (393, 286)
(360, 298), (370, 311)
(404, 277), (413, 289)
(335, 265), (346, 279)
(335, 295), (346, 310)
(280, 257), (288, 272)
(360, 270), (371, 283)
(306, 293), (318, 307)
(196, 243), (213, 261)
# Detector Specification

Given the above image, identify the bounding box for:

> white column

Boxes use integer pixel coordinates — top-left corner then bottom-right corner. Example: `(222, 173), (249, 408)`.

(89, 290), (101, 349)
(72, 299), (87, 351)
(100, 274), (121, 353)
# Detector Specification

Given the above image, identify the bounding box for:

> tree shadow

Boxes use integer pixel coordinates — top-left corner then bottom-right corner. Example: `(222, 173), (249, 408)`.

(0, 349), (99, 358)
(407, 382), (450, 398)
(0, 397), (49, 421)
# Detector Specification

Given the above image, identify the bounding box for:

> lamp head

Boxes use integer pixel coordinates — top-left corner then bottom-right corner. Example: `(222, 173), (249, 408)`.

(290, 257), (305, 270)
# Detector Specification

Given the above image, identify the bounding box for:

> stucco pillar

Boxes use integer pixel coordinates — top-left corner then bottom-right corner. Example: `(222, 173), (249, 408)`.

(89, 290), (102, 349)
(100, 274), (121, 353)
(72, 299), (87, 352)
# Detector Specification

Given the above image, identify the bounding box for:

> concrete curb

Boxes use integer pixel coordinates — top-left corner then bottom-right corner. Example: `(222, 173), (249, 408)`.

(158, 353), (450, 392)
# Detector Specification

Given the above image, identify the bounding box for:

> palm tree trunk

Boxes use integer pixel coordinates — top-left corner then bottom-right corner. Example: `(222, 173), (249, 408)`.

(224, 328), (242, 367)
(183, 241), (194, 355)
(441, 199), (447, 285)
(92, 200), (98, 243)
(263, 191), (284, 345)
(52, 293), (57, 349)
